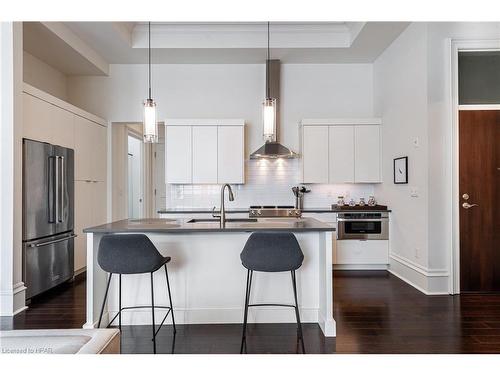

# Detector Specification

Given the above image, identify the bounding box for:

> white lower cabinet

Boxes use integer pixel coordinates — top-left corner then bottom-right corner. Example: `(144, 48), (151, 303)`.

(334, 240), (389, 265)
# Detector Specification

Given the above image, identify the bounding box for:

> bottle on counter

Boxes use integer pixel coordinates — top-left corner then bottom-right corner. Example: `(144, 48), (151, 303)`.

(359, 197), (366, 206)
(337, 196), (345, 206)
(368, 196), (376, 207)
(348, 198), (356, 207)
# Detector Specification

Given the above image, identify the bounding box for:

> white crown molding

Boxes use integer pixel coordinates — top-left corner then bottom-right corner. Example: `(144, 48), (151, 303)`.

(132, 22), (360, 49)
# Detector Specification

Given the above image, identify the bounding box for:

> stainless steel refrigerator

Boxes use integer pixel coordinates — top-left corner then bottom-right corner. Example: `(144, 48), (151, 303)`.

(22, 139), (75, 300)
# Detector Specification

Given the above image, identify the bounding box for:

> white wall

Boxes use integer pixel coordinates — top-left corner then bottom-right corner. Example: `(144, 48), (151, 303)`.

(373, 23), (430, 269)
(374, 22), (500, 294)
(23, 51), (68, 101)
(68, 63), (376, 209)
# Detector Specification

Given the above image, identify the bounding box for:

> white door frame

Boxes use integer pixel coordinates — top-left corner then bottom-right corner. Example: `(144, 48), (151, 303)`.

(449, 39), (500, 294)
(127, 130), (145, 219)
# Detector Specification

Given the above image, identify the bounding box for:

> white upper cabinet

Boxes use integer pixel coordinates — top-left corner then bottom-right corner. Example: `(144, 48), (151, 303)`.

(165, 119), (245, 184)
(329, 126), (354, 183)
(51, 106), (75, 149)
(354, 125), (381, 183)
(302, 126), (329, 183)
(192, 126), (218, 184)
(165, 125), (193, 184)
(218, 126), (244, 184)
(74, 115), (106, 182)
(301, 119), (382, 184)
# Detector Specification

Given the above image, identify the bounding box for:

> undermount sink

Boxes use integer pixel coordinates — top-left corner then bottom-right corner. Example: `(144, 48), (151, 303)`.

(187, 218), (258, 223)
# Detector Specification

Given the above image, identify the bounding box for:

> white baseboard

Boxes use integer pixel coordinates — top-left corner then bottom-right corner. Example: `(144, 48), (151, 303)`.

(0, 282), (27, 316)
(389, 253), (449, 295)
(83, 311), (109, 329)
(105, 306), (319, 326)
(334, 264), (388, 271)
(74, 267), (86, 276)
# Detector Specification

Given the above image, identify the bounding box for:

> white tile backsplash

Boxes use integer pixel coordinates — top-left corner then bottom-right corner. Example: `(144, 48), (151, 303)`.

(166, 159), (376, 209)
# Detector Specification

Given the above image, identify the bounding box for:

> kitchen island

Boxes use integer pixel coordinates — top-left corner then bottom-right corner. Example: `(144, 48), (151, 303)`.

(83, 217), (336, 337)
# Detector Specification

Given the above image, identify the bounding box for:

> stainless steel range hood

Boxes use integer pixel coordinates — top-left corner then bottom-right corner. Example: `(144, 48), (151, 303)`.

(250, 59), (298, 159)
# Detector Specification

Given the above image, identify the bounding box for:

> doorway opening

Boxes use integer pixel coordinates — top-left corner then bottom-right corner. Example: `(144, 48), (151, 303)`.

(110, 122), (165, 221)
(451, 42), (500, 294)
(128, 134), (144, 219)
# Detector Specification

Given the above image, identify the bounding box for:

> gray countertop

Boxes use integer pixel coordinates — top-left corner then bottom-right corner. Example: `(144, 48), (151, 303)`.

(157, 207), (390, 214)
(84, 217), (335, 234)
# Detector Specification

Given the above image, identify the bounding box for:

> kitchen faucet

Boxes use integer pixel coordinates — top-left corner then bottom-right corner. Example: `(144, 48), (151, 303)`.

(212, 184), (234, 228)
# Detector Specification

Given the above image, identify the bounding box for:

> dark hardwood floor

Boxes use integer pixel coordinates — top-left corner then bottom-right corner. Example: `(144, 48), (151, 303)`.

(3, 270), (500, 353)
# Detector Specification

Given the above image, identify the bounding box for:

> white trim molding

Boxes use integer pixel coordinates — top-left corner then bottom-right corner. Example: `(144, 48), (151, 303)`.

(389, 253), (449, 295)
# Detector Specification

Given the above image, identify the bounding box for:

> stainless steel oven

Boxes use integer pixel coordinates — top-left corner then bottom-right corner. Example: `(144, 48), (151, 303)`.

(337, 212), (389, 240)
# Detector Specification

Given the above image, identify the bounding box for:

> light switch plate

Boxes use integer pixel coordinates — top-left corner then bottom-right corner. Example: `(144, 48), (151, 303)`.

(413, 137), (420, 147)
(410, 187), (419, 197)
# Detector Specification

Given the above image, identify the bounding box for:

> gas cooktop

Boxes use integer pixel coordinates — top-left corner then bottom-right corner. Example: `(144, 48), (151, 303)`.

(249, 205), (301, 218)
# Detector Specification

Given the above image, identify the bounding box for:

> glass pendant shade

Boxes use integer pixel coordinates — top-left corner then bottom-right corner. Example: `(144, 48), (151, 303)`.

(143, 98), (158, 143)
(262, 97), (277, 142)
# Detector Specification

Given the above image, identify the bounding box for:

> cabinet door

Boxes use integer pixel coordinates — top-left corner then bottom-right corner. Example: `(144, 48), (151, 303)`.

(74, 180), (92, 271)
(192, 126), (218, 184)
(329, 126), (354, 183)
(23, 93), (52, 143)
(354, 125), (381, 183)
(91, 124), (107, 182)
(302, 126), (329, 183)
(335, 240), (389, 264)
(165, 126), (192, 183)
(74, 116), (94, 181)
(91, 181), (107, 226)
(218, 126), (244, 184)
(51, 106), (74, 149)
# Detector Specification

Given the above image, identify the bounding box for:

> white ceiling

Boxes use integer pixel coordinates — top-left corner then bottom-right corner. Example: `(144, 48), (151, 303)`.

(23, 22), (409, 75)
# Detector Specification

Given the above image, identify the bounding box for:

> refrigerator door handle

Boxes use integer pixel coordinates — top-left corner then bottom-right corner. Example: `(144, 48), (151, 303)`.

(48, 155), (56, 223)
(29, 234), (77, 248)
(59, 156), (65, 223)
(55, 156), (60, 223)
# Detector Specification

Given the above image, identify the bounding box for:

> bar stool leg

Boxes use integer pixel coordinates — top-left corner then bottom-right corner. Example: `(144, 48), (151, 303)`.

(150, 272), (156, 354)
(291, 270), (305, 354)
(98, 273), (113, 328)
(118, 274), (122, 330)
(240, 269), (253, 354)
(164, 264), (176, 334)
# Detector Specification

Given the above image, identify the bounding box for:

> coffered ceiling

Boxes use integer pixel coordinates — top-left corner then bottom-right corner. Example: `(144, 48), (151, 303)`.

(23, 21), (409, 75)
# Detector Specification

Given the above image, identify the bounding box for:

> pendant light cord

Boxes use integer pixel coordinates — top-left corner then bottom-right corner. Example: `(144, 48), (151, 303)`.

(148, 22), (152, 100)
(266, 21), (270, 99)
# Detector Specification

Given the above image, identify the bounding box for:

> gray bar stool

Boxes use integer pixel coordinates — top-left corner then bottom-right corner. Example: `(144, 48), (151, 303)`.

(239, 231), (305, 354)
(96, 234), (176, 354)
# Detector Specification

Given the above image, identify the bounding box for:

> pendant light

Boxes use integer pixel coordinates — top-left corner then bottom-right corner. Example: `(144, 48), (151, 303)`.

(143, 22), (158, 143)
(262, 22), (277, 142)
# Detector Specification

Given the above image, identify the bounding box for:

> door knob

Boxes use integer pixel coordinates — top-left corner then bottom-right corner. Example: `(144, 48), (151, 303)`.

(462, 193), (469, 200)
(462, 202), (479, 209)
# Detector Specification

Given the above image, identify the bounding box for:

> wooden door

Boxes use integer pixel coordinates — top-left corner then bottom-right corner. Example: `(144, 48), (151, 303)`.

(459, 110), (500, 292)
